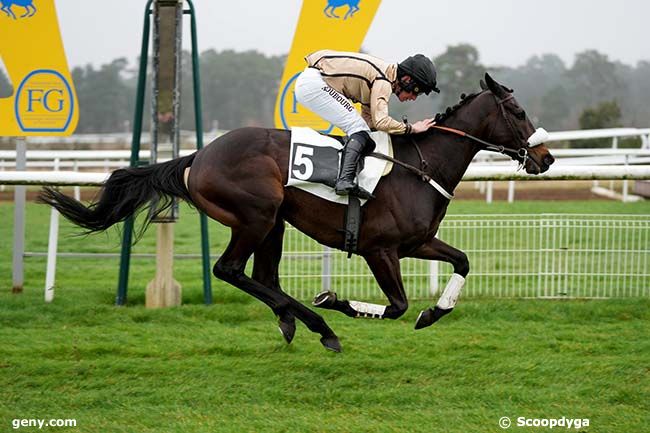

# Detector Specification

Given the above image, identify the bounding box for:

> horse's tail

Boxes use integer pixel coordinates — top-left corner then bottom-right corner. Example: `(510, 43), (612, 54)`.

(38, 153), (196, 235)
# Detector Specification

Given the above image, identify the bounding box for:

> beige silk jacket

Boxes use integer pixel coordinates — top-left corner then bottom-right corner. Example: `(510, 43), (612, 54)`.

(304, 50), (409, 134)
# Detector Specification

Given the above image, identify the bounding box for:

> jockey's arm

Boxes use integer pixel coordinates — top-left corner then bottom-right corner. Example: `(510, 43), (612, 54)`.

(369, 80), (408, 134)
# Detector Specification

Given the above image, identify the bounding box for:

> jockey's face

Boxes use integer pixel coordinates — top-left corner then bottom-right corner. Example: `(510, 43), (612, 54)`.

(397, 89), (418, 102)
(394, 75), (420, 101)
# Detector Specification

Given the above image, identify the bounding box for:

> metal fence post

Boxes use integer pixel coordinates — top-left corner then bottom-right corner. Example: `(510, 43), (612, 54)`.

(321, 246), (331, 292)
(12, 138), (26, 293)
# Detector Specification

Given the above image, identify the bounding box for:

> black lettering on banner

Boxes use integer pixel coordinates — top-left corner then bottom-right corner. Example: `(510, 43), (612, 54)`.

(291, 142), (339, 187)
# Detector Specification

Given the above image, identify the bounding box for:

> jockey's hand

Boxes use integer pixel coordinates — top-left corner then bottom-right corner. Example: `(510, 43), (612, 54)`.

(411, 118), (436, 134)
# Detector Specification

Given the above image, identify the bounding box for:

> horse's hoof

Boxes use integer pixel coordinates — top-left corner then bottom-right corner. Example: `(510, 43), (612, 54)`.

(414, 306), (453, 330)
(320, 335), (342, 353)
(313, 290), (337, 308)
(278, 315), (296, 344)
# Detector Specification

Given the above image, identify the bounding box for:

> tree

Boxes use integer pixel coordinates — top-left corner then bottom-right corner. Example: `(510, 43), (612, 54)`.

(72, 58), (134, 133)
(539, 85), (572, 130)
(574, 100), (622, 148)
(434, 44), (485, 109)
(566, 50), (624, 108)
(496, 54), (567, 123)
(200, 49), (283, 130)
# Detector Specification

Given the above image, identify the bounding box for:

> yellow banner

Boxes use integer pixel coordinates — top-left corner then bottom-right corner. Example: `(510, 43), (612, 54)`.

(0, 0), (78, 136)
(274, 0), (381, 134)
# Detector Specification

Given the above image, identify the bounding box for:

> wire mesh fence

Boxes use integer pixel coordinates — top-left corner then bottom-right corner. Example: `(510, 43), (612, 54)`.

(279, 214), (649, 300)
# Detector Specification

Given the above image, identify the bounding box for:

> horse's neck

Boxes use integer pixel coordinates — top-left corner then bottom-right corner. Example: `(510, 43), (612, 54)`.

(422, 96), (493, 191)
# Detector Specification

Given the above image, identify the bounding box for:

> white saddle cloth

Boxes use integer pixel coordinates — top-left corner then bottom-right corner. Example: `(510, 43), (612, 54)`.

(286, 127), (393, 206)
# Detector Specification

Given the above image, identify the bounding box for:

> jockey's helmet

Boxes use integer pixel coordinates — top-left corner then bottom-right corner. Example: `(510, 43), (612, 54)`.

(397, 54), (440, 95)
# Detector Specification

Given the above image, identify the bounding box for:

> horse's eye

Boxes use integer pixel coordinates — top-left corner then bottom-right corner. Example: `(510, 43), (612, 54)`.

(515, 110), (526, 120)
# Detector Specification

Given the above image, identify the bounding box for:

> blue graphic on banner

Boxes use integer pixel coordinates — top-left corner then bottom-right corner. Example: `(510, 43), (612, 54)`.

(1, 0), (37, 19)
(324, 0), (360, 20)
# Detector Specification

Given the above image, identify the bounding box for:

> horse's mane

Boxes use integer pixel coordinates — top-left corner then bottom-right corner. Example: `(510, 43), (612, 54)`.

(433, 91), (484, 125)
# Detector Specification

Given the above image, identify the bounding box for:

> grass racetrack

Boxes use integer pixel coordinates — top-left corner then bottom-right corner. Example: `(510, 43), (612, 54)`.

(1, 198), (649, 432)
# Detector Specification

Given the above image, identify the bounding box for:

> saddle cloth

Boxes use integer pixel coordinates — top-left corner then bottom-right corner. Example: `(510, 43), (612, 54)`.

(286, 127), (393, 205)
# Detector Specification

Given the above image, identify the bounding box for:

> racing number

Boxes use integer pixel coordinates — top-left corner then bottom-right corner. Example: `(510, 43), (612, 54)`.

(292, 144), (314, 180)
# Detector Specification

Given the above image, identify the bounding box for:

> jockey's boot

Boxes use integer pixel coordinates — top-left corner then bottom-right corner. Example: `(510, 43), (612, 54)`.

(335, 131), (374, 199)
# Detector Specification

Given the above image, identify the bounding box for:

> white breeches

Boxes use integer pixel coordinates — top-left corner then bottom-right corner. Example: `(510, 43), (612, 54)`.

(294, 67), (369, 136)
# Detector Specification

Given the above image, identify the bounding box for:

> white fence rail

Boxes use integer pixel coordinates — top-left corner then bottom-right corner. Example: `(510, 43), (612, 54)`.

(281, 215), (650, 300)
(2, 164), (650, 186)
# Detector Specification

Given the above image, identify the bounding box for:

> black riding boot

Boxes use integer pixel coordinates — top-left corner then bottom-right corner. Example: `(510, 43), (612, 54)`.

(335, 132), (374, 198)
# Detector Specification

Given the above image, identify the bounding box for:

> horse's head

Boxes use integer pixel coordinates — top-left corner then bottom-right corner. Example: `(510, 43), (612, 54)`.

(481, 73), (555, 174)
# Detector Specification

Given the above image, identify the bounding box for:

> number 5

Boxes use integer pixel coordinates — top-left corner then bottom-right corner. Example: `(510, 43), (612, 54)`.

(292, 145), (314, 180)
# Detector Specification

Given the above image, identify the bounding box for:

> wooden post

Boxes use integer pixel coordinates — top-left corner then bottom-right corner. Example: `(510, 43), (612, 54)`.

(146, 223), (181, 308)
(146, 0), (183, 308)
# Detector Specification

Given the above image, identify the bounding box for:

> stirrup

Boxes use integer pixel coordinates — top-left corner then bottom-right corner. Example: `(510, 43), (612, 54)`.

(349, 185), (374, 200)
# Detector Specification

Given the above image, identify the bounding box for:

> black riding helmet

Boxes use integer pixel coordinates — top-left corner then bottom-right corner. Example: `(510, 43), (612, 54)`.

(397, 54), (440, 95)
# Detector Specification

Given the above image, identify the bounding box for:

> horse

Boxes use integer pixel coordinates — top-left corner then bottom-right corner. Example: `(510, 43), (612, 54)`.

(39, 73), (555, 353)
(0, 0), (37, 19)
(323, 0), (360, 20)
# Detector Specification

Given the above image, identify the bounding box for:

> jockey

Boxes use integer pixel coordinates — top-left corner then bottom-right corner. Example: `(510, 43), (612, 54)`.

(295, 50), (440, 198)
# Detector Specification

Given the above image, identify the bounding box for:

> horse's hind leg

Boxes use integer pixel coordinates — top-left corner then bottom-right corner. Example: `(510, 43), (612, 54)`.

(345, 5), (359, 19)
(314, 249), (407, 320)
(3, 6), (16, 19)
(407, 237), (469, 329)
(214, 225), (341, 352)
(252, 219), (296, 344)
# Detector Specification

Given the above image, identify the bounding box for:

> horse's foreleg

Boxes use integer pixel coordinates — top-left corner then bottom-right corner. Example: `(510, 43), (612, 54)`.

(314, 249), (407, 320)
(252, 219), (296, 344)
(407, 237), (469, 329)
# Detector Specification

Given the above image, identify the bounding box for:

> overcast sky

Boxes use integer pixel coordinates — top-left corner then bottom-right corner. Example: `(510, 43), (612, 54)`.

(54, 0), (649, 70)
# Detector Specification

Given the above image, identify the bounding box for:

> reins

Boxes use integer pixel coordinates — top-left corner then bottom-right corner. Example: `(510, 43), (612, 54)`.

(367, 92), (547, 200)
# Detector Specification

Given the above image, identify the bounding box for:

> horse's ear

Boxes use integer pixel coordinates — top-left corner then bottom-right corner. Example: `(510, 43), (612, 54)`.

(480, 79), (488, 91)
(485, 73), (506, 97)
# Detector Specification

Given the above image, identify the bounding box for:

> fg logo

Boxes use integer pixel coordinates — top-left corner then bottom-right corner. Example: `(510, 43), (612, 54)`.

(15, 69), (75, 132)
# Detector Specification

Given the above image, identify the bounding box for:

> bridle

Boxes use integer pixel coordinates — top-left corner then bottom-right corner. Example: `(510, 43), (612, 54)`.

(369, 91), (549, 200)
(432, 93), (548, 170)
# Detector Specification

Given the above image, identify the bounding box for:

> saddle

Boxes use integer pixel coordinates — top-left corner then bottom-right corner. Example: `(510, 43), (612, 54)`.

(286, 127), (394, 256)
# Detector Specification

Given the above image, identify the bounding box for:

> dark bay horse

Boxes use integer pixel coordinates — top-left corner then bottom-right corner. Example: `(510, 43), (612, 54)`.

(39, 73), (555, 352)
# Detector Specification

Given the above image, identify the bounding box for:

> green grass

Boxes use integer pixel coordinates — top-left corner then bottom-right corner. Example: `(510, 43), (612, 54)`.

(1, 199), (649, 432)
(1, 293), (648, 432)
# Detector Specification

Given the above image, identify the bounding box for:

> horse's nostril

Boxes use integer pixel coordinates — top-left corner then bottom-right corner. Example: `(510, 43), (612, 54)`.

(544, 155), (555, 166)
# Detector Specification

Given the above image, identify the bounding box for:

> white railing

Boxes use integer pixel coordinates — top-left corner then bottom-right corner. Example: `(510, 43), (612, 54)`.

(2, 127), (649, 200)
(281, 215), (650, 300)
